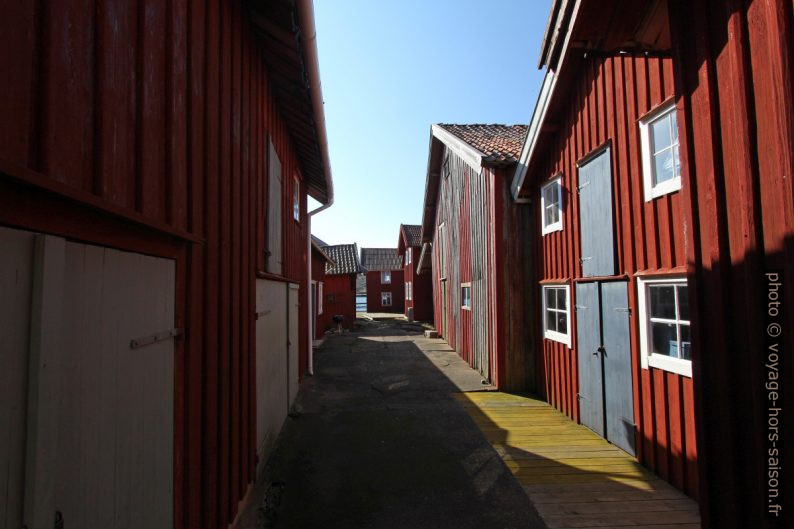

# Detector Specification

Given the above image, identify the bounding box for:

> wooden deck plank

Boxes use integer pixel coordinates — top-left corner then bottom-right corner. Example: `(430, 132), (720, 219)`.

(457, 391), (701, 529)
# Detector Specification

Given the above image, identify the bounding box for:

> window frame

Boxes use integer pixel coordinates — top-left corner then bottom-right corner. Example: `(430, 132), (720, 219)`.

(292, 174), (301, 222)
(540, 176), (563, 235)
(405, 281), (412, 301)
(541, 283), (570, 346)
(380, 270), (391, 284)
(637, 276), (692, 377)
(461, 282), (472, 310)
(381, 291), (392, 307)
(639, 101), (682, 201)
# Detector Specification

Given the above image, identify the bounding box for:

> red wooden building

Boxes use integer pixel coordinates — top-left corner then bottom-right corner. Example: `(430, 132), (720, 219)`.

(314, 241), (363, 335)
(310, 236), (334, 343)
(417, 125), (536, 391)
(512, 0), (792, 527)
(361, 248), (405, 313)
(397, 224), (433, 321)
(0, 1), (333, 528)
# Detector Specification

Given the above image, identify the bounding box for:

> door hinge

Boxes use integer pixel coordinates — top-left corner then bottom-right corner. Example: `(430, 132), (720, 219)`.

(255, 309), (272, 320)
(580, 256), (593, 263)
(576, 393), (584, 401)
(574, 305), (588, 311)
(130, 328), (183, 349)
(577, 181), (590, 192)
(613, 307), (631, 314)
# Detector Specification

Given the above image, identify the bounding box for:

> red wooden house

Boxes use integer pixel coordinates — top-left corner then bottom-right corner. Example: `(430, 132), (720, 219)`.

(310, 236), (334, 342)
(361, 248), (405, 313)
(397, 224), (433, 321)
(512, 0), (793, 527)
(417, 124), (536, 391)
(315, 241), (363, 334)
(0, 1), (333, 527)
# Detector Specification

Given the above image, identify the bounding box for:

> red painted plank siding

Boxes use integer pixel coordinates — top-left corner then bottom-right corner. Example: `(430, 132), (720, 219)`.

(0, 1), (315, 527)
(669, 1), (794, 527)
(365, 270), (405, 313)
(401, 246), (434, 322)
(530, 54), (697, 498)
(320, 274), (358, 334)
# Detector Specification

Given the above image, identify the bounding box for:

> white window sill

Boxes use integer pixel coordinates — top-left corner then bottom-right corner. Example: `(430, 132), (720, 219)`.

(645, 176), (682, 201)
(544, 330), (570, 347)
(646, 353), (692, 377)
(542, 222), (563, 236)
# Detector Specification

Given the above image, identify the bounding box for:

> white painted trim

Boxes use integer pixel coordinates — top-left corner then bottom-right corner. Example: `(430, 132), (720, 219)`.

(541, 283), (571, 347)
(637, 275), (692, 378)
(431, 124), (484, 174)
(381, 291), (392, 307)
(639, 101), (682, 202)
(540, 177), (564, 235)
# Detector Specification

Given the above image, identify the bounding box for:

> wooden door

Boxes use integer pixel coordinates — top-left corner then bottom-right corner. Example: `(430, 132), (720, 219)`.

(288, 283), (300, 408)
(255, 279), (288, 473)
(441, 281), (448, 339)
(3, 228), (175, 529)
(575, 281), (635, 455)
(575, 282), (605, 437)
(578, 146), (616, 277)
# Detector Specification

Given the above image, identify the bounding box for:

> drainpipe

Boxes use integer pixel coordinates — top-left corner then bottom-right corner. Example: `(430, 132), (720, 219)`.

(297, 0), (334, 376)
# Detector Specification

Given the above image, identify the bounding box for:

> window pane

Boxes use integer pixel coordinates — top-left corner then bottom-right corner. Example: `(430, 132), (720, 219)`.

(680, 324), (692, 360)
(651, 321), (677, 356)
(550, 204), (559, 224)
(557, 312), (567, 335)
(556, 288), (567, 310)
(677, 285), (689, 321)
(651, 114), (672, 152)
(546, 309), (557, 332)
(544, 206), (555, 227)
(649, 285), (676, 319)
(673, 143), (681, 178)
(545, 288), (556, 310)
(653, 149), (675, 185)
(550, 183), (559, 205)
(671, 110), (678, 142)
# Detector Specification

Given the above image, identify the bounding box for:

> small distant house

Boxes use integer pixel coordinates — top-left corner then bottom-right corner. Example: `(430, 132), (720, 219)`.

(318, 242), (363, 333)
(361, 248), (405, 313)
(417, 124), (534, 391)
(310, 236), (335, 341)
(397, 224), (433, 321)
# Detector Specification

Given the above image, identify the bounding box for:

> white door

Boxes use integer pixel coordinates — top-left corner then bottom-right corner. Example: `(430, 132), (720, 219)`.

(0, 227), (175, 529)
(288, 283), (300, 407)
(255, 279), (288, 474)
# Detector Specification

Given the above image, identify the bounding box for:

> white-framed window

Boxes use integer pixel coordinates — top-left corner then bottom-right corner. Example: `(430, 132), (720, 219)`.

(542, 284), (570, 346)
(637, 276), (692, 377)
(639, 101), (682, 201)
(380, 270), (391, 284)
(540, 177), (563, 235)
(405, 249), (412, 266)
(293, 174), (300, 222)
(461, 283), (472, 309)
(381, 292), (392, 306)
(406, 281), (412, 301)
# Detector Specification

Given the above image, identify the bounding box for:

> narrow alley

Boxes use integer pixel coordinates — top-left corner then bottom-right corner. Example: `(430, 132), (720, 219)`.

(238, 319), (699, 529)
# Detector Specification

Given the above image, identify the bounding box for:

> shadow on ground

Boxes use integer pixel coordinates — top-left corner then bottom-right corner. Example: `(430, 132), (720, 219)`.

(237, 318), (698, 529)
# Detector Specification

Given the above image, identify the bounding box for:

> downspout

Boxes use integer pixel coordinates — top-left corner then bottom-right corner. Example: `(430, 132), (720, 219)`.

(297, 0), (334, 375)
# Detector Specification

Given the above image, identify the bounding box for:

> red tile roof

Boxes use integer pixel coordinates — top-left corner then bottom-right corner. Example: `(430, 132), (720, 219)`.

(437, 124), (528, 164)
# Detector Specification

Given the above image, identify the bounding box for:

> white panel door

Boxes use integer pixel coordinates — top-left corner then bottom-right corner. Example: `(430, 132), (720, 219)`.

(0, 227), (36, 529)
(288, 283), (300, 407)
(16, 231), (175, 529)
(255, 279), (288, 474)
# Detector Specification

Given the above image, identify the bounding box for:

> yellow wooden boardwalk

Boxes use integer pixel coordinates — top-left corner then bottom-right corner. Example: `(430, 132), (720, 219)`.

(454, 392), (701, 529)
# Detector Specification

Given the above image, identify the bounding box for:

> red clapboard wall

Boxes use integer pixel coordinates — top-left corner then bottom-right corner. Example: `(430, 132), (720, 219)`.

(668, 0), (794, 527)
(0, 1), (323, 527)
(528, 53), (698, 497)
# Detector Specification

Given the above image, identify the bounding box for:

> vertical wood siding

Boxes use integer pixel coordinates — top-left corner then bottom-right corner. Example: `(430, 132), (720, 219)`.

(365, 270), (405, 313)
(320, 274), (357, 333)
(669, 1), (794, 527)
(530, 55), (698, 498)
(0, 1), (313, 527)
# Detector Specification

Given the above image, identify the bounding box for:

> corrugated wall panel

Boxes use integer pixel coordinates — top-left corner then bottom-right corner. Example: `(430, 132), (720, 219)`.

(0, 1), (315, 527)
(531, 54), (697, 497)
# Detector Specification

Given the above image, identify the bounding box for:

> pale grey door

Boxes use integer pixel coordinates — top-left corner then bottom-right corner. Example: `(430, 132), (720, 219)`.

(578, 146), (616, 277)
(575, 282), (604, 437)
(601, 281), (635, 455)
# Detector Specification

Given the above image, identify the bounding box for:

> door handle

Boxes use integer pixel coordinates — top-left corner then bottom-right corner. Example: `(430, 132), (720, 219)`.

(594, 346), (605, 356)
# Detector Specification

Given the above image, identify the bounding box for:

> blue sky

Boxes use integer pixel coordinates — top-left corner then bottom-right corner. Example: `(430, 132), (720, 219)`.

(310, 0), (552, 248)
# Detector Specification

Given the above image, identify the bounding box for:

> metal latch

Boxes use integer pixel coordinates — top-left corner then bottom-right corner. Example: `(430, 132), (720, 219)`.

(130, 328), (183, 349)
